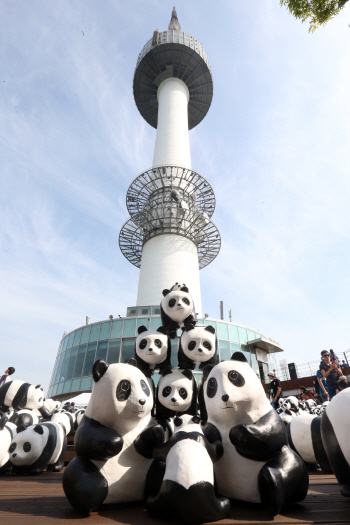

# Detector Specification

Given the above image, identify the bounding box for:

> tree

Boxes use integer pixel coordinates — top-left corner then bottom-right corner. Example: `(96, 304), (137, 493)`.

(280, 0), (349, 32)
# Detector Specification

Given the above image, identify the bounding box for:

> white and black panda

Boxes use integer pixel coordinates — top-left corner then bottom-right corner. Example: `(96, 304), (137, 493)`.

(0, 380), (44, 411)
(279, 396), (300, 416)
(276, 408), (294, 426)
(286, 414), (332, 472)
(9, 409), (40, 428)
(146, 414), (231, 523)
(9, 421), (67, 474)
(178, 324), (217, 370)
(321, 387), (350, 497)
(51, 410), (76, 435)
(155, 367), (198, 420)
(199, 352), (309, 516)
(74, 409), (85, 429)
(160, 284), (197, 337)
(33, 398), (62, 420)
(134, 325), (172, 375)
(63, 360), (165, 513)
(0, 416), (17, 472)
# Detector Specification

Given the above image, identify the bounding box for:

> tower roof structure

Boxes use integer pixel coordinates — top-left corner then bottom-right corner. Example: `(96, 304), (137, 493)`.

(168, 7), (181, 31)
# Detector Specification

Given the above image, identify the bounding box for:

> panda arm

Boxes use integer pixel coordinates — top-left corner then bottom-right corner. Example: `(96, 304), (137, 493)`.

(229, 409), (287, 461)
(134, 423), (165, 459)
(75, 416), (123, 461)
(202, 422), (222, 444)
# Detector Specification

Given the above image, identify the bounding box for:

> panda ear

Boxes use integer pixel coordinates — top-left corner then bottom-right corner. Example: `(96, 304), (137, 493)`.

(160, 366), (173, 377)
(92, 359), (109, 382)
(202, 364), (214, 381)
(124, 357), (137, 367)
(17, 425), (27, 433)
(156, 326), (167, 335)
(204, 325), (215, 335)
(231, 351), (247, 363)
(35, 385), (41, 389)
(185, 323), (195, 332)
(34, 425), (44, 435)
(182, 369), (193, 381)
(138, 325), (148, 335)
(180, 286), (189, 293)
(162, 289), (171, 297)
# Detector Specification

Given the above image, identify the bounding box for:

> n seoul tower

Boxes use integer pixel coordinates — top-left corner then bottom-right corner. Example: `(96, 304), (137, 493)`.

(119, 8), (221, 317)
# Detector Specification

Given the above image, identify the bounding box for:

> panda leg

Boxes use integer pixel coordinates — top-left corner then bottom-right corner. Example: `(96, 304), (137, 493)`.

(258, 445), (309, 516)
(144, 459), (166, 500)
(321, 411), (350, 497)
(62, 456), (108, 512)
(47, 433), (67, 472)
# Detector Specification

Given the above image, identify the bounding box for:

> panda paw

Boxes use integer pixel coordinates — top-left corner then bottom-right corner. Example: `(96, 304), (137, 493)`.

(134, 424), (165, 458)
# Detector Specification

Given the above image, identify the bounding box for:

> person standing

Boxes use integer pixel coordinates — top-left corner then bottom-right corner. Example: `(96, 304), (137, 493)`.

(316, 369), (329, 402)
(0, 367), (15, 387)
(320, 350), (343, 400)
(267, 371), (282, 409)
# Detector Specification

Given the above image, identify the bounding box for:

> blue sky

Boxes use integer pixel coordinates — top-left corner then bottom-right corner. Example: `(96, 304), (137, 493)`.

(1, 1), (350, 392)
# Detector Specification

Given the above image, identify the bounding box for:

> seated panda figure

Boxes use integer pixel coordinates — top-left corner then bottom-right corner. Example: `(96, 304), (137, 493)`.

(146, 414), (231, 523)
(0, 380), (44, 412)
(160, 284), (197, 338)
(199, 352), (309, 516)
(51, 410), (76, 435)
(9, 421), (67, 474)
(63, 360), (165, 513)
(155, 367), (198, 422)
(9, 409), (40, 428)
(134, 325), (172, 376)
(0, 416), (17, 473)
(178, 324), (217, 370)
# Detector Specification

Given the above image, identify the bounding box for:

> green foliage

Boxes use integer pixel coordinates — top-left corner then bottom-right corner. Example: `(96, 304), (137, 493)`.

(280, 0), (349, 32)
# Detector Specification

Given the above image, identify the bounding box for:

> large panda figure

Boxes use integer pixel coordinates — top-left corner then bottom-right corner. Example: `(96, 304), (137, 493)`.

(134, 325), (172, 376)
(147, 414), (231, 523)
(63, 360), (165, 512)
(0, 380), (44, 411)
(155, 367), (198, 421)
(160, 284), (197, 337)
(178, 324), (217, 370)
(200, 352), (309, 516)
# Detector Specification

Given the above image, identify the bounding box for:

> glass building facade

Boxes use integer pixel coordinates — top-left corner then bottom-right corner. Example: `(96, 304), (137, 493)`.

(47, 306), (280, 400)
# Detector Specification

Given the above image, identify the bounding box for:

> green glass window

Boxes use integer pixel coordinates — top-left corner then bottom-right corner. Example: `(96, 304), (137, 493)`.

(73, 329), (82, 347)
(96, 340), (108, 362)
(247, 329), (256, 342)
(140, 307), (151, 315)
(89, 324), (100, 342)
(73, 345), (87, 378)
(217, 322), (228, 340)
(56, 382), (64, 395)
(62, 336), (69, 352)
(99, 322), (111, 340)
(65, 347), (78, 380)
(230, 342), (241, 354)
(219, 340), (231, 361)
(111, 320), (123, 339)
(54, 353), (65, 384)
(228, 324), (239, 342)
(241, 349), (251, 365)
(137, 318), (150, 331)
(80, 326), (90, 344)
(80, 377), (92, 390)
(151, 306), (161, 315)
(63, 380), (72, 393)
(255, 332), (261, 340)
(152, 373), (161, 387)
(123, 318), (136, 337)
(59, 349), (71, 382)
(82, 342), (97, 376)
(150, 317), (162, 330)
(205, 320), (216, 331)
(71, 378), (81, 392)
(170, 338), (179, 363)
(107, 339), (121, 364)
(121, 338), (136, 362)
(238, 327), (248, 344)
(52, 384), (58, 396)
(67, 332), (75, 349)
(250, 349), (259, 374)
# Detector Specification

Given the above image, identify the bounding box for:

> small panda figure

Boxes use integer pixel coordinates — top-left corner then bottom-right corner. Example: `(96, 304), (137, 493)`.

(63, 360), (164, 512)
(9, 421), (67, 474)
(200, 352), (309, 516)
(279, 396), (300, 415)
(155, 367), (198, 420)
(0, 380), (44, 411)
(178, 324), (217, 370)
(34, 398), (62, 420)
(160, 284), (197, 337)
(51, 411), (76, 435)
(321, 387), (350, 497)
(0, 416), (17, 472)
(134, 325), (172, 375)
(147, 414), (231, 523)
(74, 409), (85, 429)
(276, 408), (294, 426)
(287, 414), (332, 472)
(9, 409), (40, 428)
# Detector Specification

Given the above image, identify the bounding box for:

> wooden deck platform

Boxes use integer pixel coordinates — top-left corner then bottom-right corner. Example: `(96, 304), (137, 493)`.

(0, 469), (349, 524)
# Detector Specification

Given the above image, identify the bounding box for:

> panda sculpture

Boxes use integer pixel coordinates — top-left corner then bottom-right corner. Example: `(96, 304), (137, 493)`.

(160, 284), (197, 337)
(276, 408), (294, 426)
(321, 387), (350, 497)
(33, 398), (62, 420)
(0, 380), (44, 411)
(287, 414), (332, 472)
(0, 416), (17, 472)
(200, 352), (309, 516)
(155, 367), (198, 421)
(279, 396), (300, 416)
(9, 421), (67, 474)
(178, 324), (217, 370)
(147, 414), (231, 523)
(51, 410), (75, 435)
(63, 360), (165, 512)
(9, 409), (40, 428)
(134, 325), (172, 376)
(75, 409), (85, 429)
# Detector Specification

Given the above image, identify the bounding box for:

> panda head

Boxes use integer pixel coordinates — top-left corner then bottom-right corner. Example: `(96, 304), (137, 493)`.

(85, 360), (153, 434)
(26, 384), (45, 410)
(180, 324), (217, 365)
(134, 326), (171, 370)
(160, 286), (196, 326)
(9, 424), (48, 466)
(173, 414), (201, 434)
(156, 367), (197, 419)
(203, 352), (271, 427)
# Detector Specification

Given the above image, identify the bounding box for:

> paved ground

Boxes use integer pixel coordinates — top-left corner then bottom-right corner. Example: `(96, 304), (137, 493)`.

(0, 469), (349, 524)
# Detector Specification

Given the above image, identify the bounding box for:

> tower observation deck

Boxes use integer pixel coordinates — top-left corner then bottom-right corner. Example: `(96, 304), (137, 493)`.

(119, 8), (220, 316)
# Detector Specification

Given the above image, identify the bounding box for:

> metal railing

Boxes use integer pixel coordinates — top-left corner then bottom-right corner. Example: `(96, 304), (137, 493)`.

(275, 351), (350, 382)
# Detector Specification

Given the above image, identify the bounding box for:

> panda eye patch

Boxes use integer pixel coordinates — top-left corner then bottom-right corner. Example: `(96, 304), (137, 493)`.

(228, 370), (245, 387)
(188, 341), (196, 351)
(169, 298), (176, 308)
(139, 339), (147, 349)
(207, 377), (217, 398)
(179, 388), (187, 399)
(182, 298), (190, 306)
(162, 386), (172, 397)
(116, 379), (131, 401)
(140, 379), (150, 397)
(23, 442), (31, 453)
(203, 341), (212, 350)
(154, 339), (162, 348)
(9, 443), (16, 453)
